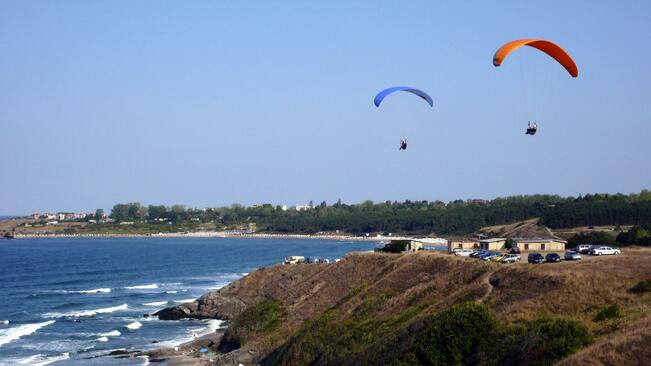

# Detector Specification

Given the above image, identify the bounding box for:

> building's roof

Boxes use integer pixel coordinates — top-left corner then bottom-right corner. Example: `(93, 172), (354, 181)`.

(513, 237), (567, 244)
(446, 238), (477, 243)
(479, 238), (507, 243)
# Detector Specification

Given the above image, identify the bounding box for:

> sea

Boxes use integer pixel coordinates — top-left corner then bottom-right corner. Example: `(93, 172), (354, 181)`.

(0, 237), (379, 365)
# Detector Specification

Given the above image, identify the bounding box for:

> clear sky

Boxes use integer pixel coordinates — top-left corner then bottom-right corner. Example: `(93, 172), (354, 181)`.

(1, 1), (650, 214)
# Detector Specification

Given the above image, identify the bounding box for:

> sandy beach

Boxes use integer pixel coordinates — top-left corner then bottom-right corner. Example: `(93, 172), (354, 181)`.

(12, 231), (448, 245)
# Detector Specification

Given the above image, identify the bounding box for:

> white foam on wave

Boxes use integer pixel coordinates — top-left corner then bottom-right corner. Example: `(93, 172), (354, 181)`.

(43, 304), (128, 318)
(125, 284), (158, 290)
(174, 299), (195, 304)
(165, 291), (178, 294)
(1, 320), (8, 325)
(143, 301), (168, 307)
(152, 318), (225, 350)
(16, 352), (70, 366)
(44, 288), (111, 295)
(0, 320), (56, 347)
(77, 288), (111, 294)
(207, 319), (224, 331)
(99, 330), (121, 337)
(126, 321), (142, 330)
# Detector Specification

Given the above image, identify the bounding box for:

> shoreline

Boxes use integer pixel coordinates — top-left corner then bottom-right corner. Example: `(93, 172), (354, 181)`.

(11, 231), (449, 244)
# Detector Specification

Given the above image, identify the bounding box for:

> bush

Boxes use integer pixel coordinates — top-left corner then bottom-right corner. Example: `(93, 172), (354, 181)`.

(630, 280), (651, 294)
(267, 302), (592, 366)
(410, 303), (498, 366)
(594, 304), (622, 322)
(219, 299), (286, 351)
(528, 318), (593, 364)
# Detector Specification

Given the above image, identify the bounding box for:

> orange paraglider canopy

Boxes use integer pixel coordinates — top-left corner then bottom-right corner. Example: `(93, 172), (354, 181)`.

(493, 39), (578, 77)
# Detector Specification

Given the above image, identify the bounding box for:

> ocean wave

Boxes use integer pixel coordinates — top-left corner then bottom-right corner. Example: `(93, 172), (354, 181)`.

(206, 319), (224, 331)
(174, 299), (196, 304)
(38, 288), (111, 296)
(43, 304), (128, 318)
(96, 336), (109, 342)
(16, 352), (70, 366)
(0, 320), (56, 347)
(125, 284), (158, 290)
(143, 301), (168, 306)
(150, 319), (224, 350)
(126, 321), (142, 330)
(99, 330), (121, 337)
(77, 288), (111, 294)
(1, 320), (8, 325)
(164, 291), (178, 294)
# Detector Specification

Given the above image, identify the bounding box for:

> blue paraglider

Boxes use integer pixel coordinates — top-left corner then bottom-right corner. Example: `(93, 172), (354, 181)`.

(373, 86), (433, 108)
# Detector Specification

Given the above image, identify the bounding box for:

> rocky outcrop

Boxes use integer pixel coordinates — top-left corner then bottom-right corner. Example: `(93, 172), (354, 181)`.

(155, 292), (247, 320)
(154, 261), (326, 321)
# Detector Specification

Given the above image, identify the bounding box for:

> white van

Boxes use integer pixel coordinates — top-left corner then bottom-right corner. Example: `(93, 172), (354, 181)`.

(454, 249), (474, 257)
(283, 256), (305, 264)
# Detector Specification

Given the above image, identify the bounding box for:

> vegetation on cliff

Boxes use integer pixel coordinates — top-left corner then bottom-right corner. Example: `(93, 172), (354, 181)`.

(158, 249), (651, 365)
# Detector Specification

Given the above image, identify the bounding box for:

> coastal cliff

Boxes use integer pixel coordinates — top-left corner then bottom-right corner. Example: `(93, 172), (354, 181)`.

(154, 250), (651, 365)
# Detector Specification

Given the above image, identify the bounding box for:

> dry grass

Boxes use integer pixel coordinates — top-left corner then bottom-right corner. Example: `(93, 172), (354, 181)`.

(558, 314), (651, 366)
(478, 218), (559, 238)
(205, 249), (651, 364)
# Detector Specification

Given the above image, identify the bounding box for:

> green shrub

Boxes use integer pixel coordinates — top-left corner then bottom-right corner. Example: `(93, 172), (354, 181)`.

(527, 318), (593, 364)
(409, 303), (498, 366)
(630, 279), (651, 293)
(594, 304), (622, 322)
(266, 302), (592, 366)
(219, 299), (286, 351)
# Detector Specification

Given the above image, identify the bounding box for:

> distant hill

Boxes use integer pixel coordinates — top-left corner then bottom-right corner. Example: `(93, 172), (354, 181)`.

(476, 218), (559, 239)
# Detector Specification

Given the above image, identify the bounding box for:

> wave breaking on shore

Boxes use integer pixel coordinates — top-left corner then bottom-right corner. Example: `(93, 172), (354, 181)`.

(43, 304), (128, 318)
(0, 320), (56, 347)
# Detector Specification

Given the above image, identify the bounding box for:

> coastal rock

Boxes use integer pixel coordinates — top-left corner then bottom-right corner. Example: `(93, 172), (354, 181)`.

(155, 292), (246, 320)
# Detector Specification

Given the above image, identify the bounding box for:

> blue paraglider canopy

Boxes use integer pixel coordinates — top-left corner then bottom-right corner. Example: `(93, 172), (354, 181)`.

(374, 86), (433, 107)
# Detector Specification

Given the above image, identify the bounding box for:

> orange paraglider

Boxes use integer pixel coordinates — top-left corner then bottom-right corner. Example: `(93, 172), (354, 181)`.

(493, 39), (578, 78)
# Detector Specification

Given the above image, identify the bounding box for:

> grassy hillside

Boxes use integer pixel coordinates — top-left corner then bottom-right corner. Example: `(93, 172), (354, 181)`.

(166, 249), (651, 365)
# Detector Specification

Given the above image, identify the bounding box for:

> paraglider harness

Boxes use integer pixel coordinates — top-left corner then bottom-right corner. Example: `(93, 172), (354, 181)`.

(399, 139), (407, 150)
(525, 121), (538, 135)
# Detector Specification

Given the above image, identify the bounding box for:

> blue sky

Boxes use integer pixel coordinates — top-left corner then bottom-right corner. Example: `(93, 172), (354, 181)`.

(1, 1), (650, 214)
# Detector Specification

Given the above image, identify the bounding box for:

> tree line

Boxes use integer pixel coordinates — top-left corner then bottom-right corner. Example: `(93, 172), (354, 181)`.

(107, 190), (651, 236)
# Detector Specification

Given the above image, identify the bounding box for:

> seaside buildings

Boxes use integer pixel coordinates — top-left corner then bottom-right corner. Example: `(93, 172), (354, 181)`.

(513, 238), (567, 251)
(447, 237), (566, 252)
(447, 239), (480, 252)
(479, 238), (508, 251)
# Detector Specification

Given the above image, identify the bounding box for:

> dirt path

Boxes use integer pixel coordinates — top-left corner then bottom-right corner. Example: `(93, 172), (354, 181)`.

(477, 270), (497, 303)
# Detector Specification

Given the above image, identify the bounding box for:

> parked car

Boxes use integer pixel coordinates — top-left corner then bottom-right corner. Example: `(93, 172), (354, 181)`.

(470, 250), (489, 258)
(482, 252), (501, 261)
(564, 250), (582, 260)
(454, 249), (475, 257)
(575, 244), (592, 254)
(491, 254), (506, 262)
(509, 247), (521, 254)
(590, 246), (621, 256)
(528, 253), (545, 264)
(545, 253), (561, 263)
(476, 251), (494, 260)
(500, 254), (521, 263)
